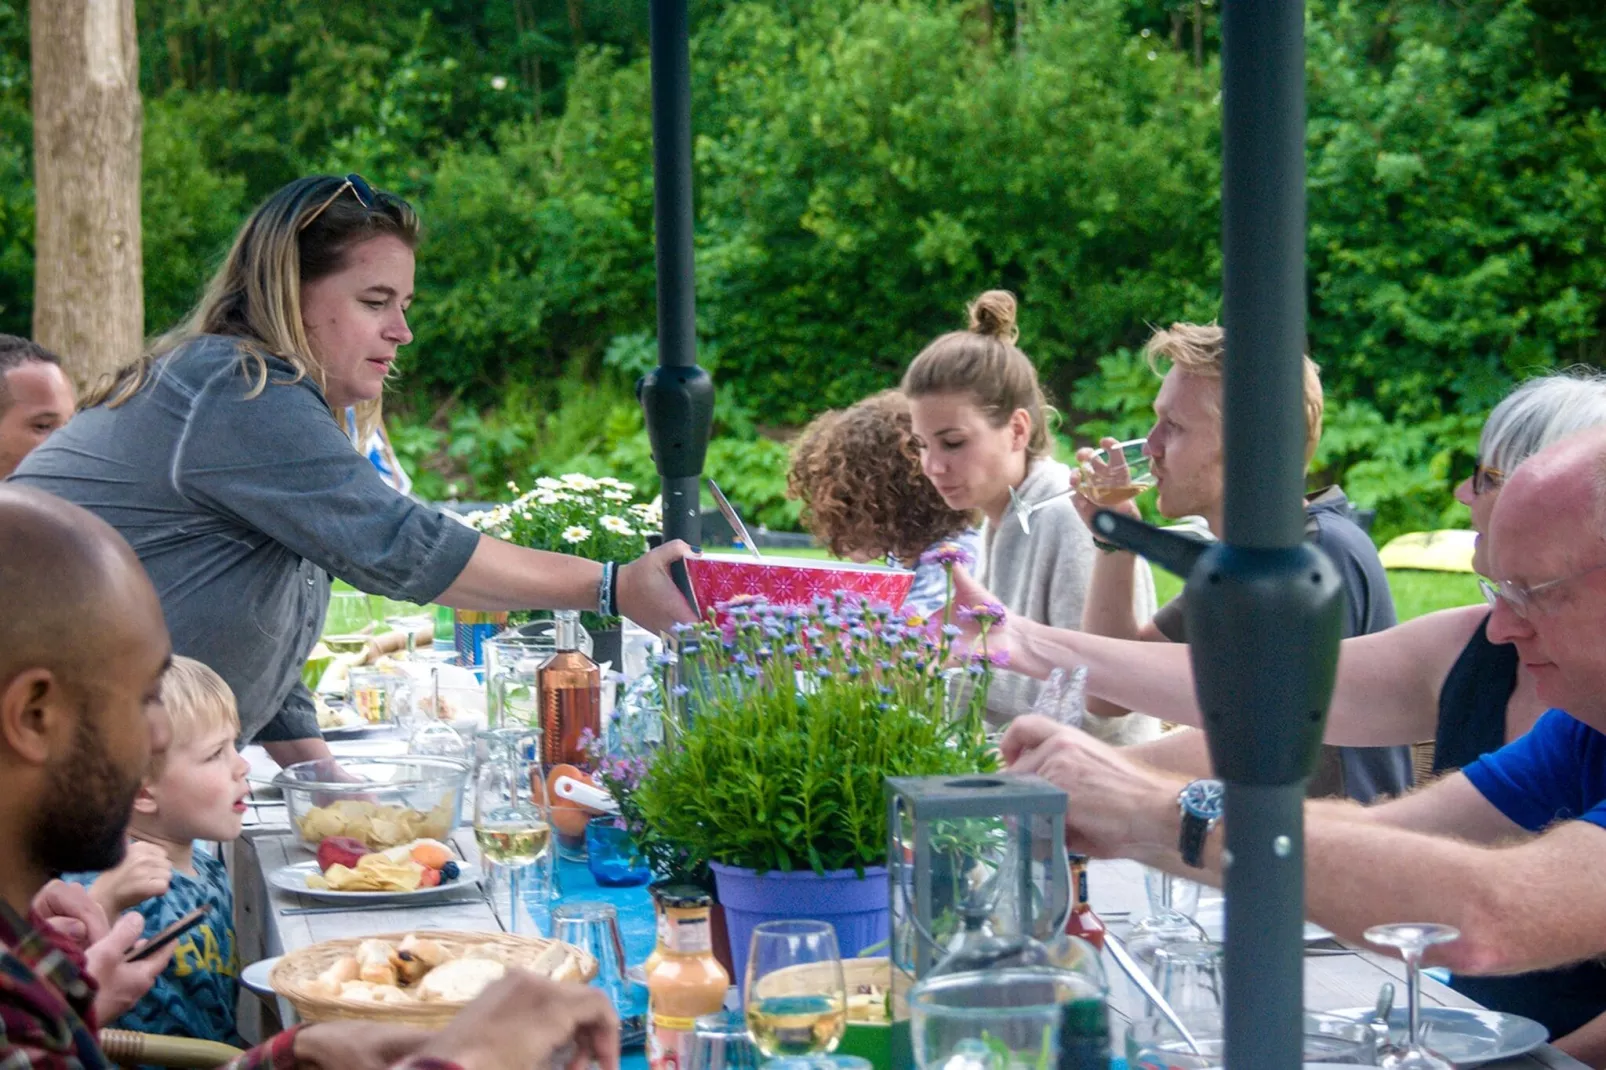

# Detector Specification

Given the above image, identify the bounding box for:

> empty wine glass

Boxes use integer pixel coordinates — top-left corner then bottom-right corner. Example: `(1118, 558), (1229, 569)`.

(744, 921), (847, 1058)
(474, 731), (551, 935)
(1364, 923), (1461, 1070)
(1126, 869), (1207, 967)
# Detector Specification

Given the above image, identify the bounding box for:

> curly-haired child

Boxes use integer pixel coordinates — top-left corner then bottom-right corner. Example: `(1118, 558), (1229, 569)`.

(787, 389), (981, 615)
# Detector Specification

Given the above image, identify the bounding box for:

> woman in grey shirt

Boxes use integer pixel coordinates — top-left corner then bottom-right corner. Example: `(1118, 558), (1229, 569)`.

(12, 174), (693, 768)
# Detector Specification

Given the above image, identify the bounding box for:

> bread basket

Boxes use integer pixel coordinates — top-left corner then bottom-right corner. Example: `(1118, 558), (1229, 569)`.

(268, 931), (597, 1027)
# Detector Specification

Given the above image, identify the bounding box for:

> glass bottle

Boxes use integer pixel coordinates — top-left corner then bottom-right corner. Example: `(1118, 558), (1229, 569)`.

(1064, 854), (1107, 951)
(539, 610), (601, 769)
(646, 885), (730, 1070)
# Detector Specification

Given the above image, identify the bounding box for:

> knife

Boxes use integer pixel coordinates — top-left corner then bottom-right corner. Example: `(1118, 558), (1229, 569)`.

(1104, 931), (1205, 1055)
(708, 480), (762, 560)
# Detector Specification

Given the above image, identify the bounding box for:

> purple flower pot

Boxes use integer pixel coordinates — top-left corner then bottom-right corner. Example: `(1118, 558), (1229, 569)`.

(709, 861), (889, 988)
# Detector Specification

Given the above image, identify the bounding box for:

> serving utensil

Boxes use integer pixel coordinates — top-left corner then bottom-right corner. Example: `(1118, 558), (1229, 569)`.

(1104, 930), (1204, 1055)
(709, 480), (762, 559)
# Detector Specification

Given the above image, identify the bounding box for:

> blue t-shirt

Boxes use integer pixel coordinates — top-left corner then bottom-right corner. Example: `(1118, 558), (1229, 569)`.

(66, 851), (242, 1049)
(1462, 709), (1606, 831)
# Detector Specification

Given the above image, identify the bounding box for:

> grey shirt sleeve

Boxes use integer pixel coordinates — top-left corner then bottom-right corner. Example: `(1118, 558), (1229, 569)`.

(255, 680), (323, 743)
(176, 365), (481, 605)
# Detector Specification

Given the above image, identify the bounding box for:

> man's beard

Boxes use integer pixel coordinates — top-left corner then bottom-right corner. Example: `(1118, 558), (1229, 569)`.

(31, 709), (142, 874)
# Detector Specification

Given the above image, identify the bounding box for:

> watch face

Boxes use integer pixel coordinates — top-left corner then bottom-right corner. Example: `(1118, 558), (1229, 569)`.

(1182, 779), (1225, 820)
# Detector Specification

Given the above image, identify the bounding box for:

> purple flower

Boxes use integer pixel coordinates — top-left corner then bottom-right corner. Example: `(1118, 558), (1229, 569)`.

(941, 624), (961, 639)
(672, 684), (691, 698)
(919, 541), (975, 569)
(957, 601), (1008, 627)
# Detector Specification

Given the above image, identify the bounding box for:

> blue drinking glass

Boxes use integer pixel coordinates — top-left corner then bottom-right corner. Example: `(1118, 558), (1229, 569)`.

(585, 815), (653, 886)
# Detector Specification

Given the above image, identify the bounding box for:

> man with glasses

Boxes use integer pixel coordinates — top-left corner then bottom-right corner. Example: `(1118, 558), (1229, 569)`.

(1004, 427), (1606, 1051)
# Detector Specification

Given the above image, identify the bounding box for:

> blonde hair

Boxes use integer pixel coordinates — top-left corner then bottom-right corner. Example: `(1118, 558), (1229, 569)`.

(149, 656), (240, 778)
(1144, 323), (1325, 465)
(83, 175), (419, 442)
(901, 290), (1056, 462)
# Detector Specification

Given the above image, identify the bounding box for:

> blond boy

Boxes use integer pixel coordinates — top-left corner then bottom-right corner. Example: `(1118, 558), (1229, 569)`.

(69, 656), (250, 1047)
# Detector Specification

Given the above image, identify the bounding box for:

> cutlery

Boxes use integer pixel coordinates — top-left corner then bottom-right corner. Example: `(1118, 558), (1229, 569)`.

(1104, 930), (1204, 1055)
(280, 896), (486, 917)
(708, 480), (762, 559)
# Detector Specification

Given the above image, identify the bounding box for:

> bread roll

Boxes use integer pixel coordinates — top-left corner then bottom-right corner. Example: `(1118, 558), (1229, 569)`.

(415, 957), (506, 1003)
(357, 939), (399, 986)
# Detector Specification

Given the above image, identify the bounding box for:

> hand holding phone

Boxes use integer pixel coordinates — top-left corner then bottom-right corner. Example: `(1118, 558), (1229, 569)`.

(125, 905), (208, 962)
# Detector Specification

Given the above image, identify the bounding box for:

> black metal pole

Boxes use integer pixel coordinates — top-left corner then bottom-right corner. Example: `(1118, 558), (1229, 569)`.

(639, 0), (713, 606)
(1216, 3), (1328, 1067)
(1091, 3), (1340, 1067)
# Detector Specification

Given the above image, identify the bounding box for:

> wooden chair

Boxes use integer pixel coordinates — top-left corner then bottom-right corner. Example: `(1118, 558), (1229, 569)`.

(100, 1029), (245, 1069)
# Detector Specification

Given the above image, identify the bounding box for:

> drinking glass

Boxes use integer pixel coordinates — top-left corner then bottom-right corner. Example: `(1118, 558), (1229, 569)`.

(586, 816), (653, 887)
(553, 901), (633, 1011)
(1127, 869), (1206, 967)
(473, 731), (551, 935)
(326, 589), (380, 635)
(1152, 940), (1224, 1021)
(744, 921), (847, 1058)
(346, 668), (409, 726)
(909, 967), (1108, 1070)
(691, 1010), (763, 1070)
(1364, 923), (1461, 1070)
(1076, 438), (1156, 508)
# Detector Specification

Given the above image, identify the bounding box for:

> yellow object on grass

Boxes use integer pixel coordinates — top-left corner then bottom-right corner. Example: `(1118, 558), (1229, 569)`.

(1378, 529), (1477, 573)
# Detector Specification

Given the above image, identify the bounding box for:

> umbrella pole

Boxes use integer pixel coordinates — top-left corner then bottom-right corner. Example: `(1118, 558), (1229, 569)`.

(641, 0), (713, 605)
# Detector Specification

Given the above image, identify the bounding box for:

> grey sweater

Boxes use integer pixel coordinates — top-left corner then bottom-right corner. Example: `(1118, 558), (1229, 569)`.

(978, 458), (1162, 745)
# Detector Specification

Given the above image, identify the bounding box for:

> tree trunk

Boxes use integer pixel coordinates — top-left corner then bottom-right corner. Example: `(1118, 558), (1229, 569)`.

(30, 0), (143, 390)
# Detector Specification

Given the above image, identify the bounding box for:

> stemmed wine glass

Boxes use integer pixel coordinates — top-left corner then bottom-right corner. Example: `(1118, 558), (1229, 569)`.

(1126, 869), (1207, 966)
(473, 730), (551, 935)
(1363, 923), (1461, 1069)
(744, 921), (847, 1058)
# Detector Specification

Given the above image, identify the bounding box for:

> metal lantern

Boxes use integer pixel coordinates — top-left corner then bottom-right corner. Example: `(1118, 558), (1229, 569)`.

(885, 772), (1070, 1067)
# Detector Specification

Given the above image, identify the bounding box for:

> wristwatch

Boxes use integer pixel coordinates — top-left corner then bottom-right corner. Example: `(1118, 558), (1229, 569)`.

(1177, 778), (1225, 868)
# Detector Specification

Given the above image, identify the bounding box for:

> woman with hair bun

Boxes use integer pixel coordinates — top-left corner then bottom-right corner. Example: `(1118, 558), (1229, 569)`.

(902, 290), (1159, 742)
(786, 389), (981, 616)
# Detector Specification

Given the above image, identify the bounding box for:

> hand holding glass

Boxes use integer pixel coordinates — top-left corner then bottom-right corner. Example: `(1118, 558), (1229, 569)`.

(1076, 439), (1155, 507)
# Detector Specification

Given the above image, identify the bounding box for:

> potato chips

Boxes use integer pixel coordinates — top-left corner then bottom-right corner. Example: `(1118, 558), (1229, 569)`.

(309, 854), (427, 893)
(296, 798), (454, 850)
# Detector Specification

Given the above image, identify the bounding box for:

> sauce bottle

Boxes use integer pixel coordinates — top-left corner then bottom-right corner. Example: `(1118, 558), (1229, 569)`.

(646, 885), (730, 1070)
(1064, 853), (1107, 950)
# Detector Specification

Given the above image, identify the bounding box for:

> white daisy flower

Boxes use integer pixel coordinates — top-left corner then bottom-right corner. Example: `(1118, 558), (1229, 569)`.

(562, 473), (599, 491)
(562, 525), (591, 544)
(535, 476), (561, 490)
(603, 489), (632, 502)
(600, 515), (634, 535)
(535, 492), (560, 506)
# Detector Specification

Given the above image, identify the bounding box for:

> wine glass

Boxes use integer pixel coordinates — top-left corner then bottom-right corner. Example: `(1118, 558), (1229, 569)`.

(910, 967), (1108, 1070)
(1364, 923), (1461, 1069)
(744, 920), (847, 1058)
(1077, 438), (1156, 507)
(473, 730), (551, 935)
(1126, 869), (1207, 967)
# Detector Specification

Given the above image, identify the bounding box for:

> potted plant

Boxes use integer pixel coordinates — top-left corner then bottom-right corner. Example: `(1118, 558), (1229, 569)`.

(632, 551), (1004, 983)
(464, 474), (660, 668)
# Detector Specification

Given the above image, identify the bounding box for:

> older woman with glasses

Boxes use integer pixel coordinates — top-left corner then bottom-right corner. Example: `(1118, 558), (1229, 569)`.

(10, 174), (695, 769)
(950, 366), (1606, 1046)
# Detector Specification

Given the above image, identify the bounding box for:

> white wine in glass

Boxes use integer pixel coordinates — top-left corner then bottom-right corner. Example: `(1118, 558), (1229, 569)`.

(744, 920), (847, 1058)
(474, 730), (551, 933)
(474, 819), (551, 866)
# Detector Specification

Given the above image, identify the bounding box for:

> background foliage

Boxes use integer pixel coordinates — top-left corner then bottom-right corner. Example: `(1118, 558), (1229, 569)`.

(7, 0), (1605, 540)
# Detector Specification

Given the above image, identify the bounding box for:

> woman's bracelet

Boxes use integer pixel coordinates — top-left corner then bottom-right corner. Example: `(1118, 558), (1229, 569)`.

(598, 561), (619, 617)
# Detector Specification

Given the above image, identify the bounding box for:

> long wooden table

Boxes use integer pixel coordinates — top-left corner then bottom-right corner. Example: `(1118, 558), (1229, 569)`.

(230, 797), (1585, 1068)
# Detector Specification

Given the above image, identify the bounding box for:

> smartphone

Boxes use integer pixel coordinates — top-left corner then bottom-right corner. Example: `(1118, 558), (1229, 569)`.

(124, 906), (208, 962)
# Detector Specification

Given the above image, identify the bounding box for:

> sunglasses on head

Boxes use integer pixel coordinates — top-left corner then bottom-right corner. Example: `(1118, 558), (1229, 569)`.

(299, 173), (378, 232)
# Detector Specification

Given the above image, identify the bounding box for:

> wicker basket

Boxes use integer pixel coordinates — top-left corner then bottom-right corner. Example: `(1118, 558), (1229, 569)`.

(268, 931), (597, 1027)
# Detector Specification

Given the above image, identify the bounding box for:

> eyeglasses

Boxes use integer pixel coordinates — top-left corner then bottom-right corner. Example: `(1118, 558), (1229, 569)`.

(298, 173), (377, 232)
(1470, 459), (1504, 495)
(1479, 561), (1606, 619)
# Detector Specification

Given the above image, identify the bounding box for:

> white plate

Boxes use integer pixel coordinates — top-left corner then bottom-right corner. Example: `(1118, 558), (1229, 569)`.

(241, 956), (280, 996)
(268, 859), (484, 902)
(1328, 1007), (1547, 1067)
